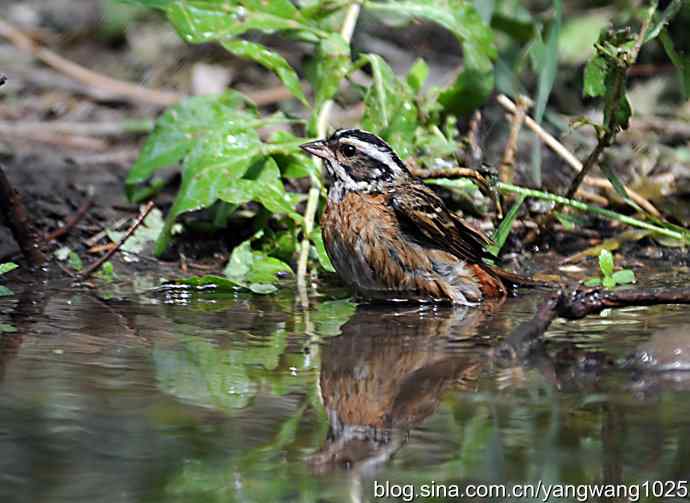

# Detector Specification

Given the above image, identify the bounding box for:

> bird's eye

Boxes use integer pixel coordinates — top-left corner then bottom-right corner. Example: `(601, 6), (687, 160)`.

(341, 144), (356, 157)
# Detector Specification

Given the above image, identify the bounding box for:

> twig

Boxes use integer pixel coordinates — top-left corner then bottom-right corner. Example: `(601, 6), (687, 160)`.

(498, 286), (690, 362)
(79, 202), (155, 279)
(0, 19), (293, 108)
(0, 120), (154, 138)
(0, 165), (46, 266)
(563, 13), (652, 201)
(497, 182), (689, 242)
(499, 95), (532, 184)
(43, 195), (93, 242)
(496, 95), (660, 216)
(296, 3), (362, 306)
(0, 126), (108, 150)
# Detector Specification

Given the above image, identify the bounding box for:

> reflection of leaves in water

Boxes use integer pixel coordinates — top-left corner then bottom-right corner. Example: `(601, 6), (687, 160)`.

(311, 299), (356, 337)
(153, 327), (321, 413)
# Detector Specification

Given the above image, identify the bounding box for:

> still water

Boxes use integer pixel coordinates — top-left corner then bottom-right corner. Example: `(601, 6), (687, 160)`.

(1, 271), (689, 502)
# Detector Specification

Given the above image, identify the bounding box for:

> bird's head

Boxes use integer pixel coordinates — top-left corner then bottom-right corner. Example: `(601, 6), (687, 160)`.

(300, 129), (410, 193)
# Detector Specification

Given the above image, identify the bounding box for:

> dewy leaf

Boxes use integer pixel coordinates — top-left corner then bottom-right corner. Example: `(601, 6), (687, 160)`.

(223, 238), (292, 292)
(598, 249), (614, 278)
(221, 40), (307, 105)
(611, 269), (636, 285)
(165, 0), (316, 44)
(127, 92), (253, 190)
(361, 54), (418, 158)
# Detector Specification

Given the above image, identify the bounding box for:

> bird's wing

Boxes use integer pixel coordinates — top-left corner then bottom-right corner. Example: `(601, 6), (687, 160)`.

(390, 183), (493, 263)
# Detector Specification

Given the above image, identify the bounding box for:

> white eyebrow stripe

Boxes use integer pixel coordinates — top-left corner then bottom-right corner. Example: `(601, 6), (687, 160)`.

(340, 137), (402, 174)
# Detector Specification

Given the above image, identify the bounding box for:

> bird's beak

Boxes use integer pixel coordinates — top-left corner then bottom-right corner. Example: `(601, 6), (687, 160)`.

(300, 139), (333, 161)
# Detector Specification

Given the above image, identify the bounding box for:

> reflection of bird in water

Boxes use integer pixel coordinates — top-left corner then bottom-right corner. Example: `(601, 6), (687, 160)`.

(310, 303), (496, 476)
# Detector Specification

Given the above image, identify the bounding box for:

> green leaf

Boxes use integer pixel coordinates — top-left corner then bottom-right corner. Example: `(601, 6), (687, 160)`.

(0, 286), (13, 297)
(310, 227), (335, 272)
(406, 58), (429, 93)
(598, 249), (614, 278)
(68, 251), (83, 272)
(660, 28), (690, 99)
(611, 269), (636, 285)
(174, 274), (240, 291)
(488, 194), (526, 257)
(165, 0), (315, 44)
(368, 0), (496, 115)
(221, 40), (307, 105)
(223, 239), (292, 292)
(309, 33), (351, 134)
(583, 55), (607, 97)
(361, 54), (418, 158)
(108, 207), (166, 255)
(559, 12), (609, 65)
(602, 275), (616, 289)
(645, 0), (681, 42)
(583, 278), (601, 287)
(0, 262), (18, 276)
(0, 322), (16, 332)
(127, 92), (253, 190)
(95, 262), (116, 283)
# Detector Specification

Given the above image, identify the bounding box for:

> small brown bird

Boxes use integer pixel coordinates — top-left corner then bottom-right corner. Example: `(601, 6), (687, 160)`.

(301, 128), (536, 305)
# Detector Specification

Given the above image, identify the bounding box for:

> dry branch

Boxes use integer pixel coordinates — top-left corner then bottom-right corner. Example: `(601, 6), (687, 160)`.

(79, 202), (155, 279)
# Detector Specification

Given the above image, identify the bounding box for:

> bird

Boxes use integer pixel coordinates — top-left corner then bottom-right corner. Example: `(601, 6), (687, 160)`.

(300, 128), (540, 305)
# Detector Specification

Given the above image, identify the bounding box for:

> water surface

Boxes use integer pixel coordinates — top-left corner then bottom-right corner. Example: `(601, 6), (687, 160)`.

(1, 270), (689, 502)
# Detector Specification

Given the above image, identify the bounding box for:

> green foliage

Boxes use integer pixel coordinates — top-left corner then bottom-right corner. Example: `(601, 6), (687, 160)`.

(0, 262), (18, 276)
(583, 249), (636, 289)
(0, 262), (18, 297)
(124, 0), (500, 288)
(123, 0), (686, 294)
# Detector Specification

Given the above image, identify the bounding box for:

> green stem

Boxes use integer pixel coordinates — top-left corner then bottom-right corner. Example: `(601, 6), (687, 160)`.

(497, 182), (689, 243)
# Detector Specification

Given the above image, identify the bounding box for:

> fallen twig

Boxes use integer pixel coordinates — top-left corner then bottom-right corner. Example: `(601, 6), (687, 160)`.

(0, 19), (294, 108)
(499, 95), (531, 184)
(0, 165), (46, 266)
(43, 194), (93, 242)
(79, 201), (155, 280)
(498, 286), (690, 362)
(496, 95), (659, 216)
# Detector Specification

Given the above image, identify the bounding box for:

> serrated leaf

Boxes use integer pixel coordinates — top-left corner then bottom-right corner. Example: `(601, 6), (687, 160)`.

(221, 40), (307, 105)
(598, 249), (614, 278)
(126, 92), (254, 190)
(166, 0), (314, 44)
(223, 239), (292, 291)
(611, 269), (635, 285)
(0, 262), (18, 276)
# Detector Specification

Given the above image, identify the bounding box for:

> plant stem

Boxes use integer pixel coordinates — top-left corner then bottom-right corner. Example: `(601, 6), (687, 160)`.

(296, 3), (362, 304)
(563, 10), (653, 200)
(497, 182), (688, 243)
